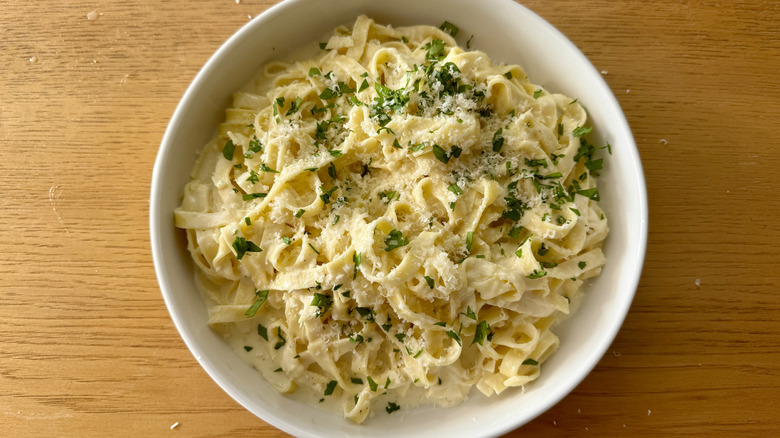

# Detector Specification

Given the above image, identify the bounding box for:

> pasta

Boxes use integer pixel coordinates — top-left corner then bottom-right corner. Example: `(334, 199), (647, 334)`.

(174, 16), (608, 423)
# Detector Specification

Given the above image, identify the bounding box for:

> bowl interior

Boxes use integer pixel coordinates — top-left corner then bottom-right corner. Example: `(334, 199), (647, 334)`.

(150, 0), (647, 437)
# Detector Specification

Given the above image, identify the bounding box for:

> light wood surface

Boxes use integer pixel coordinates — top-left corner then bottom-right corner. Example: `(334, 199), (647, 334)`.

(2, 0), (779, 436)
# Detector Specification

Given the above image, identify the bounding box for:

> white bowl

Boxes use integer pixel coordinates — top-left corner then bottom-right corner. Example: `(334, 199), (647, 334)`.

(150, 0), (647, 436)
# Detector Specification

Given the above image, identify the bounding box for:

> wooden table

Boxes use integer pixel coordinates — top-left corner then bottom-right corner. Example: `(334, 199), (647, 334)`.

(2, 0), (778, 436)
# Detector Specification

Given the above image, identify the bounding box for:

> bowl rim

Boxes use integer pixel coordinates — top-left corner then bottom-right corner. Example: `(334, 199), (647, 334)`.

(150, 0), (648, 436)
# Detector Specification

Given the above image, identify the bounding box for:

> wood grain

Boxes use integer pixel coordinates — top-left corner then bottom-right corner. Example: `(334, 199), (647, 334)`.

(1, 0), (778, 436)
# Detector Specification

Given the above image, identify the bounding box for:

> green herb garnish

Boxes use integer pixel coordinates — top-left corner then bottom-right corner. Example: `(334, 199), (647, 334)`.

(447, 183), (463, 196)
(432, 144), (449, 163)
(386, 402), (400, 414)
(244, 289), (269, 317)
(576, 188), (600, 201)
(257, 323), (268, 341)
(242, 192), (267, 201)
(222, 139), (235, 160)
(233, 236), (262, 260)
(274, 327), (286, 349)
(286, 97), (303, 115)
(324, 380), (338, 395)
(353, 252), (361, 279)
(572, 126), (593, 137)
(439, 21), (459, 37)
(311, 292), (333, 316)
(384, 229), (409, 251)
(472, 320), (489, 345)
(492, 128), (504, 152)
(367, 376), (378, 392)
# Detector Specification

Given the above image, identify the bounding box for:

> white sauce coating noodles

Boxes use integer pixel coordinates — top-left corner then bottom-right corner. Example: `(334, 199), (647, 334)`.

(175, 16), (608, 423)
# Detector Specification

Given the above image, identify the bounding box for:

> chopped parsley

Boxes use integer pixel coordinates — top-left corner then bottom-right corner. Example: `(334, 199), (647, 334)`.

(384, 229), (409, 251)
(432, 144), (449, 163)
(242, 192), (267, 201)
(578, 261), (587, 269)
(356, 307), (376, 323)
(492, 128), (504, 152)
(526, 269), (547, 279)
(386, 402), (401, 414)
(432, 144), (461, 163)
(466, 231), (474, 253)
(447, 183), (463, 196)
(282, 236), (292, 245)
(273, 327), (286, 349)
(576, 187), (600, 201)
(472, 320), (489, 346)
(244, 289), (269, 317)
(424, 38), (446, 60)
(246, 170), (260, 184)
(508, 226), (523, 239)
(295, 209), (305, 218)
(246, 135), (262, 156)
(445, 330), (462, 346)
(243, 346), (253, 352)
(286, 97), (303, 115)
(367, 376), (378, 392)
(378, 190), (399, 204)
(260, 163), (279, 173)
(424, 275), (435, 289)
(572, 126), (593, 137)
(522, 358), (539, 366)
(311, 292), (333, 316)
(257, 323), (268, 341)
(351, 377), (363, 385)
(533, 89), (543, 99)
(324, 380), (338, 395)
(232, 236), (262, 260)
(353, 252), (361, 279)
(319, 186), (338, 204)
(222, 139), (235, 160)
(308, 67), (321, 77)
(439, 21), (459, 37)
